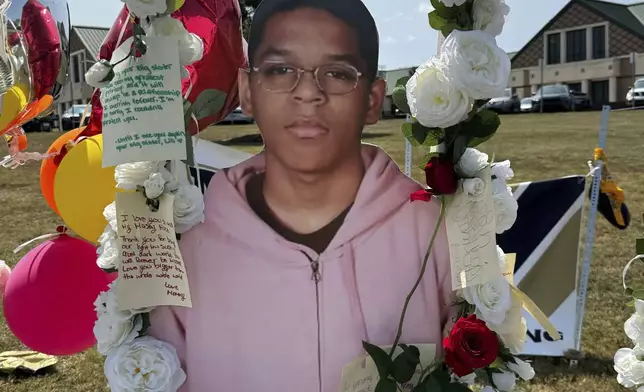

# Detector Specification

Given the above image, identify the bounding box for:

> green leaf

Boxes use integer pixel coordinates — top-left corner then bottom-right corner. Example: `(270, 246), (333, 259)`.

(468, 134), (495, 147)
(455, 6), (472, 29)
(440, 22), (461, 37)
(626, 287), (635, 296)
(166, 0), (185, 13)
(637, 238), (644, 255)
(414, 375), (441, 392)
(633, 290), (644, 300)
(431, 367), (451, 387)
(392, 85), (411, 115)
(428, 10), (449, 31)
(452, 134), (469, 164)
(443, 382), (474, 392)
(396, 76), (411, 87)
(392, 345), (421, 383)
(460, 109), (501, 138)
(430, 0), (457, 19)
(182, 99), (195, 166)
(362, 341), (393, 378)
(401, 122), (443, 147)
(627, 299), (636, 307)
(375, 378), (398, 392)
(139, 313), (152, 336)
(191, 89), (227, 121)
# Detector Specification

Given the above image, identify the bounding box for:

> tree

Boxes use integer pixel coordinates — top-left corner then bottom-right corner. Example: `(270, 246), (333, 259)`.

(239, 0), (261, 39)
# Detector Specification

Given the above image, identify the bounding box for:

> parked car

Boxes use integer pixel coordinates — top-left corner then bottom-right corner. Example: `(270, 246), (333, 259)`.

(520, 97), (533, 112)
(531, 84), (575, 112)
(484, 88), (520, 113)
(570, 90), (592, 110)
(626, 78), (644, 106)
(220, 106), (254, 124)
(61, 104), (91, 130)
(22, 112), (59, 132)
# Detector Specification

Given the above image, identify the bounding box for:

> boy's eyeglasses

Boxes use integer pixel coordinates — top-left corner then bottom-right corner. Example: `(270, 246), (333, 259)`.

(251, 62), (362, 95)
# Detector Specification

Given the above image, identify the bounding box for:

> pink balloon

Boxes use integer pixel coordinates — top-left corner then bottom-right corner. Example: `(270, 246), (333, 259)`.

(3, 234), (115, 356)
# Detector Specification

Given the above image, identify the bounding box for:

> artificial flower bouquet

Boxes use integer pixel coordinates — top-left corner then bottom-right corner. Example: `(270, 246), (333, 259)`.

(358, 0), (546, 391)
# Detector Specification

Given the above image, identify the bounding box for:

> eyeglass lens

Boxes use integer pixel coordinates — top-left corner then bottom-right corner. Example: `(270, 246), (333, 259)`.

(257, 63), (359, 94)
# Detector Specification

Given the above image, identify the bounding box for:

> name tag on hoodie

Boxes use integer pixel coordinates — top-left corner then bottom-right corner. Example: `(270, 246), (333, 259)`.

(445, 166), (500, 290)
(339, 344), (436, 392)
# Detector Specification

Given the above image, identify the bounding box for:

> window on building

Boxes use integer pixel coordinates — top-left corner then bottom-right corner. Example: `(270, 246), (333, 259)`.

(546, 33), (561, 64)
(568, 82), (582, 92)
(72, 54), (80, 83)
(592, 25), (606, 59)
(566, 29), (587, 62)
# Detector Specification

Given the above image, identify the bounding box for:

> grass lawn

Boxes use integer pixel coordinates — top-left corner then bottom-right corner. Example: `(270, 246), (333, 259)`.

(0, 110), (642, 391)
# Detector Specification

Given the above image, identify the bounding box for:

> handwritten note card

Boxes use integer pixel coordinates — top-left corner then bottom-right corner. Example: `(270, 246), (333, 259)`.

(115, 192), (192, 311)
(339, 344), (436, 392)
(445, 167), (500, 290)
(101, 36), (187, 167)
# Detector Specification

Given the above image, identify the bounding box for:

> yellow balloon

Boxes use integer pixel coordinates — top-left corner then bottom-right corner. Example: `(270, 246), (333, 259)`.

(54, 135), (116, 243)
(0, 83), (29, 132)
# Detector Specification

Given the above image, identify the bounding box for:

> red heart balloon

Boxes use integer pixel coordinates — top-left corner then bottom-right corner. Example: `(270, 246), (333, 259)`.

(86, 0), (247, 136)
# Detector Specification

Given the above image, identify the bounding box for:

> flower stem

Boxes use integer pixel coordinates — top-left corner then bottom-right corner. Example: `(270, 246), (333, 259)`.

(388, 196), (447, 357)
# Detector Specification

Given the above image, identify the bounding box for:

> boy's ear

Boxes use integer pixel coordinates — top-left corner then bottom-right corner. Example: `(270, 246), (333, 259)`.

(365, 77), (386, 125)
(238, 68), (253, 116)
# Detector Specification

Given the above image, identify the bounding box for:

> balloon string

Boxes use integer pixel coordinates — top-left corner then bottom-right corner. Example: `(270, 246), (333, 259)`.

(116, 12), (132, 53)
(623, 254), (644, 290)
(13, 226), (67, 254)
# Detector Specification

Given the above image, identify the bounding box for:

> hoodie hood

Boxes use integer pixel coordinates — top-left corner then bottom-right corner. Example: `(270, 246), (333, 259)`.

(204, 144), (423, 253)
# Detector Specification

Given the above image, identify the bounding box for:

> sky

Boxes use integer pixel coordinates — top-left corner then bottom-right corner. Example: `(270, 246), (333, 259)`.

(67, 0), (641, 69)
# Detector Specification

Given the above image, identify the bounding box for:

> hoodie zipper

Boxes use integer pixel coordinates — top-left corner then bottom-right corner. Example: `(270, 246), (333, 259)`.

(303, 251), (322, 392)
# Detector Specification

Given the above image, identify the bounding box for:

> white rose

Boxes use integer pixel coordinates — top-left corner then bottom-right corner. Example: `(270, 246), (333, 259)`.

(145, 16), (204, 67)
(457, 147), (489, 176)
(491, 369), (516, 391)
(491, 160), (514, 182)
(615, 346), (644, 388)
(144, 172), (167, 199)
(104, 336), (186, 392)
(115, 161), (164, 190)
(95, 282), (154, 321)
(497, 245), (507, 270)
(97, 225), (119, 271)
(440, 29), (511, 99)
(174, 184), (205, 234)
(488, 295), (527, 354)
(160, 166), (179, 193)
(458, 373), (477, 385)
(463, 277), (512, 325)
(406, 57), (472, 129)
(507, 357), (535, 381)
(94, 311), (143, 355)
(462, 177), (485, 197)
(472, 0), (511, 37)
(493, 188), (518, 234)
(85, 60), (114, 88)
(103, 202), (117, 231)
(625, 300), (644, 346)
(122, 0), (167, 19)
(438, 0), (467, 6)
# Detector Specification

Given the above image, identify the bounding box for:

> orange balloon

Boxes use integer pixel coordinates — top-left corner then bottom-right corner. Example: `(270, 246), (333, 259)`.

(39, 127), (85, 215)
(1, 95), (54, 136)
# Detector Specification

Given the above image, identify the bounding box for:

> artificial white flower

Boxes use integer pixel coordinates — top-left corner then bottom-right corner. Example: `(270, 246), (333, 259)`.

(497, 245), (508, 270)
(103, 202), (117, 231)
(457, 147), (489, 176)
(462, 177), (485, 198)
(97, 225), (119, 271)
(115, 161), (164, 190)
(438, 0), (467, 6)
(104, 336), (186, 392)
(625, 300), (644, 346)
(488, 295), (527, 354)
(615, 346), (644, 388)
(491, 369), (516, 391)
(440, 29), (511, 99)
(480, 387), (496, 392)
(406, 57), (472, 129)
(507, 357), (535, 381)
(159, 166), (179, 193)
(95, 282), (155, 321)
(94, 311), (143, 355)
(174, 184), (205, 234)
(121, 0), (167, 19)
(10, 44), (26, 72)
(463, 277), (512, 325)
(145, 16), (204, 67)
(85, 60), (114, 88)
(144, 172), (167, 199)
(492, 187), (518, 234)
(458, 373), (477, 385)
(491, 160), (514, 182)
(472, 0), (511, 37)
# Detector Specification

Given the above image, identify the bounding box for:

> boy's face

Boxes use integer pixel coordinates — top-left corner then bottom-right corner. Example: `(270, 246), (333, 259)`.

(239, 7), (385, 174)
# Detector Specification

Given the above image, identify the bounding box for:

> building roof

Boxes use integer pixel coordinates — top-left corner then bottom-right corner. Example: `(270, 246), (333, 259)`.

(510, 0), (644, 67)
(73, 25), (109, 60)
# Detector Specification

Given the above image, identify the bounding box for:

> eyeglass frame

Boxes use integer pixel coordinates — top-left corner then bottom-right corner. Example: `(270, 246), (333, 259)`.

(248, 62), (364, 95)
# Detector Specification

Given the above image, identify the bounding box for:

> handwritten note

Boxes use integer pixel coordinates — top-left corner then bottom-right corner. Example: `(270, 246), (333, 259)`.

(445, 167), (500, 290)
(502, 253), (516, 284)
(101, 36), (187, 167)
(115, 192), (192, 311)
(339, 345), (436, 392)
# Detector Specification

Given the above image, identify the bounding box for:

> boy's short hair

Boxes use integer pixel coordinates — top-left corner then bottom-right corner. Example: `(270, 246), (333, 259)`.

(247, 0), (380, 81)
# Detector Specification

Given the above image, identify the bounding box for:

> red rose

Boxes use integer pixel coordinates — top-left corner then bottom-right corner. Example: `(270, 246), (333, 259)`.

(424, 156), (457, 195)
(443, 314), (500, 377)
(410, 189), (433, 202)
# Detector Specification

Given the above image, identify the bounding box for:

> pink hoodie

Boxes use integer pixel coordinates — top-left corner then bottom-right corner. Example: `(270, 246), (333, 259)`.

(148, 144), (454, 392)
